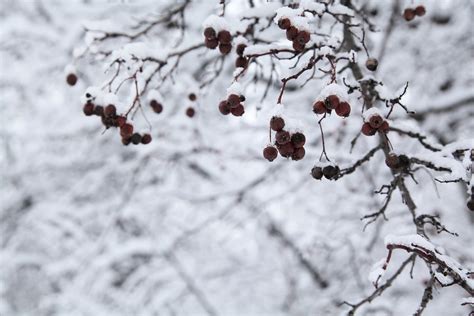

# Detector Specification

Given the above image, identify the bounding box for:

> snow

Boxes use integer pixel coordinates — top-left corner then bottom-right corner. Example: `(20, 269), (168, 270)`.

(203, 14), (230, 32)
(317, 83), (350, 102)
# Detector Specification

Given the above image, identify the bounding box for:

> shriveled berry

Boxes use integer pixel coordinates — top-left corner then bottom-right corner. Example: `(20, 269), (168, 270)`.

(217, 30), (232, 44)
(83, 102), (94, 116)
(130, 133), (142, 145)
(385, 153), (400, 169)
(188, 93), (197, 101)
(275, 130), (291, 145)
(93, 105), (104, 116)
(236, 44), (246, 56)
(403, 8), (416, 21)
(291, 147), (305, 161)
(277, 142), (294, 158)
(313, 100), (326, 114)
(205, 38), (219, 49)
(120, 123), (134, 137)
(270, 116), (285, 131)
(104, 104), (117, 117)
(311, 166), (323, 180)
(235, 57), (248, 68)
(227, 94), (241, 108)
(286, 26), (298, 41)
(66, 73), (78, 86)
(186, 107), (195, 118)
(141, 133), (152, 144)
(292, 40), (305, 52)
(322, 165), (339, 179)
(366, 58), (378, 71)
(150, 100), (163, 114)
(335, 102), (351, 117)
(218, 100), (231, 115)
(291, 132), (306, 148)
(414, 5), (426, 16)
(231, 104), (245, 116)
(368, 114), (384, 129)
(219, 43), (232, 55)
(263, 146), (278, 162)
(361, 122), (377, 136)
(278, 18), (291, 30)
(325, 95), (340, 110)
(204, 27), (216, 39)
(296, 30), (310, 45)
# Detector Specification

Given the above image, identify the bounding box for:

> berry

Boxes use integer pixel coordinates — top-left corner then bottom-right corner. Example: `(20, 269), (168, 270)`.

(368, 114), (384, 129)
(291, 132), (306, 148)
(403, 8), (416, 21)
(414, 5), (426, 16)
(286, 26), (298, 41)
(120, 123), (134, 137)
(186, 107), (195, 118)
(227, 94), (241, 108)
(467, 199), (474, 211)
(204, 27), (216, 39)
(325, 95), (340, 110)
(93, 105), (104, 116)
(236, 44), (246, 56)
(378, 121), (390, 133)
(217, 30), (232, 44)
(296, 30), (310, 45)
(270, 116), (285, 131)
(335, 102), (351, 117)
(83, 102), (94, 116)
(116, 116), (126, 127)
(385, 153), (400, 169)
(122, 137), (131, 146)
(366, 58), (378, 71)
(277, 142), (294, 158)
(130, 133), (142, 145)
(230, 104), (245, 116)
(219, 43), (232, 55)
(311, 166), (323, 180)
(278, 18), (291, 30)
(361, 122), (377, 136)
(275, 130), (291, 145)
(313, 101), (326, 114)
(205, 38), (219, 49)
(188, 93), (197, 101)
(398, 154), (410, 168)
(239, 95), (246, 102)
(66, 73), (77, 86)
(235, 57), (248, 68)
(263, 146), (278, 162)
(322, 165), (339, 179)
(141, 133), (152, 144)
(150, 100), (163, 114)
(218, 100), (231, 115)
(104, 104), (117, 117)
(292, 40), (305, 52)
(291, 147), (305, 161)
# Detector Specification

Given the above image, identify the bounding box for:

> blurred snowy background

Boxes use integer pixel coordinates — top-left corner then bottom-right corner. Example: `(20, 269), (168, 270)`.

(0, 0), (473, 315)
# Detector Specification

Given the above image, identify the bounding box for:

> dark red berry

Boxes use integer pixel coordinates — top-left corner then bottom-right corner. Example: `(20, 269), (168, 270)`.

(120, 123), (134, 137)
(311, 166), (323, 180)
(116, 116), (126, 127)
(278, 18), (291, 30)
(296, 30), (310, 45)
(66, 73), (77, 86)
(219, 43), (232, 55)
(141, 133), (152, 144)
(313, 101), (326, 114)
(83, 102), (94, 116)
(263, 146), (278, 162)
(291, 147), (305, 161)
(235, 57), (248, 68)
(217, 30), (232, 44)
(236, 44), (246, 56)
(205, 38), (219, 49)
(270, 116), (285, 131)
(414, 5), (426, 16)
(277, 142), (294, 158)
(335, 102), (351, 117)
(186, 107), (195, 118)
(361, 122), (377, 136)
(230, 104), (245, 116)
(385, 153), (400, 169)
(104, 104), (116, 117)
(292, 40), (305, 52)
(227, 94), (241, 108)
(404, 8), (416, 21)
(286, 26), (298, 41)
(188, 93), (197, 101)
(322, 165), (339, 179)
(291, 132), (306, 148)
(122, 137), (131, 146)
(93, 105), (104, 116)
(378, 121), (390, 133)
(204, 27), (216, 39)
(368, 114), (384, 129)
(130, 133), (142, 145)
(218, 100), (231, 115)
(325, 95), (340, 110)
(366, 58), (378, 71)
(150, 100), (163, 114)
(275, 130), (291, 145)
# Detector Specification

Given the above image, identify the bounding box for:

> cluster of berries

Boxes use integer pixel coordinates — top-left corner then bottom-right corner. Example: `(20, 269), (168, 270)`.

(66, 73), (78, 86)
(403, 5), (426, 22)
(311, 165), (340, 180)
(313, 95), (351, 117)
(83, 101), (151, 146)
(218, 94), (245, 116)
(186, 93), (197, 118)
(235, 44), (249, 68)
(278, 18), (311, 52)
(149, 99), (163, 114)
(385, 153), (410, 170)
(204, 27), (232, 55)
(263, 116), (306, 161)
(361, 113), (389, 136)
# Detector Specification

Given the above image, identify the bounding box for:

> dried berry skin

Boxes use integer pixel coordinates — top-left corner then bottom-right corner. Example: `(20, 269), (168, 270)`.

(104, 104), (117, 117)
(219, 43), (232, 55)
(335, 102), (351, 117)
(311, 166), (323, 180)
(322, 165), (339, 179)
(230, 104), (245, 116)
(93, 105), (104, 116)
(235, 57), (248, 68)
(385, 153), (400, 169)
(120, 123), (134, 137)
(275, 130), (291, 145)
(83, 102), (94, 116)
(277, 142), (294, 158)
(361, 122), (377, 136)
(141, 133), (152, 144)
(217, 30), (232, 44)
(325, 95), (340, 110)
(368, 114), (384, 129)
(291, 132), (306, 148)
(150, 100), (163, 114)
(404, 8), (416, 21)
(296, 30), (310, 45)
(227, 94), (241, 108)
(66, 73), (77, 86)
(313, 101), (326, 114)
(218, 100), (231, 115)
(278, 18), (291, 30)
(366, 58), (378, 71)
(270, 116), (285, 132)
(205, 38), (219, 49)
(415, 5), (426, 16)
(286, 26), (298, 41)
(130, 133), (142, 145)
(236, 44), (246, 56)
(378, 121), (390, 133)
(291, 147), (305, 161)
(263, 146), (278, 161)
(204, 27), (216, 39)
(186, 107), (195, 118)
(188, 93), (197, 101)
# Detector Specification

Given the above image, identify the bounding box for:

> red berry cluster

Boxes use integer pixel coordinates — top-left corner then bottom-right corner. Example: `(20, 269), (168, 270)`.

(403, 5), (426, 22)
(149, 99), (163, 114)
(218, 94), (245, 116)
(313, 95), (351, 117)
(361, 114), (389, 136)
(385, 153), (410, 170)
(263, 116), (306, 161)
(186, 93), (197, 118)
(204, 27), (232, 55)
(235, 44), (248, 68)
(66, 73), (78, 86)
(82, 101), (152, 146)
(311, 165), (340, 180)
(278, 18), (310, 52)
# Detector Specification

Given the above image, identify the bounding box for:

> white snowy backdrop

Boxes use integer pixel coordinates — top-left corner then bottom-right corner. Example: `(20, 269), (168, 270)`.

(1, 0), (473, 315)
